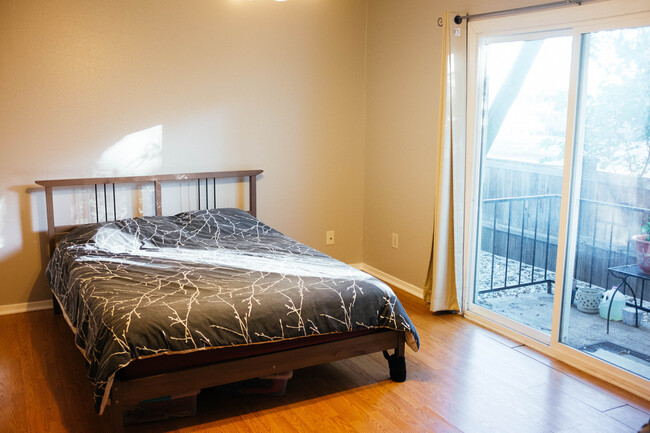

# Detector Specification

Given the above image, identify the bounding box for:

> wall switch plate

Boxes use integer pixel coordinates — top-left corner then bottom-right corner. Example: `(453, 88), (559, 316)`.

(326, 230), (335, 245)
(392, 233), (399, 249)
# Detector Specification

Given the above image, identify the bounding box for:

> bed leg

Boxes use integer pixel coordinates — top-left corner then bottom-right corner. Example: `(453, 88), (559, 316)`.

(108, 402), (125, 433)
(52, 294), (61, 315)
(383, 332), (406, 382)
(108, 386), (125, 433)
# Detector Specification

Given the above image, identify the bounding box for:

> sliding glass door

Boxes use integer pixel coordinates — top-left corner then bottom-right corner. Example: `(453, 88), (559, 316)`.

(466, 1), (650, 396)
(471, 33), (572, 340)
(560, 25), (650, 380)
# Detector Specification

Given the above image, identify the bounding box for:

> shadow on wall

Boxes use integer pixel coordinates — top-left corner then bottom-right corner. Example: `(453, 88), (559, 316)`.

(6, 124), (258, 306)
(0, 125), (165, 307)
(0, 185), (52, 305)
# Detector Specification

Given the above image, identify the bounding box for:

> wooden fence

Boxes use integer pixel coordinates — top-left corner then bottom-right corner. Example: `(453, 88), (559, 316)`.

(479, 158), (650, 300)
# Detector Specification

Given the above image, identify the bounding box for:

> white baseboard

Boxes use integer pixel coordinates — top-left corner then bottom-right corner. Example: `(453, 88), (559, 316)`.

(0, 299), (53, 316)
(352, 263), (424, 300)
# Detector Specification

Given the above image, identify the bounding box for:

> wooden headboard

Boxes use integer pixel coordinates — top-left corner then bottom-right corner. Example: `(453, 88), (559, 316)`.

(35, 170), (263, 253)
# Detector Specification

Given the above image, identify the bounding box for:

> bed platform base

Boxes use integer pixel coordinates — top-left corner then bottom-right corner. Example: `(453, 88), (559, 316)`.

(36, 170), (411, 431)
(108, 330), (406, 432)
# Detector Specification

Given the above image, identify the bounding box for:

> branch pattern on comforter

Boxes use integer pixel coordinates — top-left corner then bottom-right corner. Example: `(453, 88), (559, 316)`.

(46, 208), (419, 413)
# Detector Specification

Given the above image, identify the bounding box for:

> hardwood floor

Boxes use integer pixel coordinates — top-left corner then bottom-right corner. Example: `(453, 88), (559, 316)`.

(1, 289), (648, 432)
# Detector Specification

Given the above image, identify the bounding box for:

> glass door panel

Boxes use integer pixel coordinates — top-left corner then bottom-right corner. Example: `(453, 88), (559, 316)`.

(561, 26), (650, 379)
(471, 34), (572, 336)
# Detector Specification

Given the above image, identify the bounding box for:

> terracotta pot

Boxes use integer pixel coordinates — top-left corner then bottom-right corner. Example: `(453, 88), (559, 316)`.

(633, 234), (650, 274)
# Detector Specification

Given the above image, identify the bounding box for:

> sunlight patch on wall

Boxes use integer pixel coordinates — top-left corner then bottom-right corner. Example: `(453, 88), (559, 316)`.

(94, 125), (163, 176)
(30, 188), (47, 234)
(0, 196), (5, 249)
(62, 125), (165, 226)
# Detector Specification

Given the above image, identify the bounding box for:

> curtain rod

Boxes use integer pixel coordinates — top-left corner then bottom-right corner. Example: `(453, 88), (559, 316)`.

(450, 0), (596, 25)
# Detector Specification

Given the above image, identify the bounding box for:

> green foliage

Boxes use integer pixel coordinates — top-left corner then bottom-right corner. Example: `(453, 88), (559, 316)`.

(583, 27), (650, 178)
(643, 215), (650, 241)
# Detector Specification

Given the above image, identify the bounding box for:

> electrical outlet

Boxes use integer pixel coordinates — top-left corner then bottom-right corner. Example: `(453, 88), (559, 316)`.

(392, 233), (399, 249)
(326, 230), (335, 245)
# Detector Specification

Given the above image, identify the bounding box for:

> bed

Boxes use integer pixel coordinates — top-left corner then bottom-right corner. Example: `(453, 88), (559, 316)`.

(36, 170), (420, 431)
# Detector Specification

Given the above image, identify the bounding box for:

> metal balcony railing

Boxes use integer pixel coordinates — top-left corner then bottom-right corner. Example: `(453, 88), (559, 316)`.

(479, 194), (559, 294)
(478, 194), (650, 299)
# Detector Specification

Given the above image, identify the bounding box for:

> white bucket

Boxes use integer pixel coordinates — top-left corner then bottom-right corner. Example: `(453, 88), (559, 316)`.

(598, 288), (626, 321)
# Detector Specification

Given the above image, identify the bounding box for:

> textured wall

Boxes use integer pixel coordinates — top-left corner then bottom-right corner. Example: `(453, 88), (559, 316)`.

(0, 0), (367, 306)
(362, 0), (557, 290)
(0, 0), (567, 308)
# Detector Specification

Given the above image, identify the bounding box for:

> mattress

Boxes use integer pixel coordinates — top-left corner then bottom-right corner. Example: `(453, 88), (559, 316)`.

(46, 208), (420, 413)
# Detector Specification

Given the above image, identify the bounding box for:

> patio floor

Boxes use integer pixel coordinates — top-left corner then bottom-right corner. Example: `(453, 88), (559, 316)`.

(475, 251), (650, 379)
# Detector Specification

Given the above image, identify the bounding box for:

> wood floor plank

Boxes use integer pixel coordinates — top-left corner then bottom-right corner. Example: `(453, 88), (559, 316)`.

(514, 342), (650, 412)
(2, 288), (649, 433)
(605, 404), (650, 430)
(474, 324), (524, 348)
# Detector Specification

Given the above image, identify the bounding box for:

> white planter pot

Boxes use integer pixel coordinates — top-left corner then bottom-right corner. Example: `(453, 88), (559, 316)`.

(575, 287), (603, 313)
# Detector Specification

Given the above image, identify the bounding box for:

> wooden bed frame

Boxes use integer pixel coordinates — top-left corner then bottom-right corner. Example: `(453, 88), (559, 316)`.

(36, 170), (407, 432)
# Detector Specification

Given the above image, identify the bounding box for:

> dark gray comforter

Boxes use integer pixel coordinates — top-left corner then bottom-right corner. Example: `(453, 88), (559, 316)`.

(46, 208), (419, 413)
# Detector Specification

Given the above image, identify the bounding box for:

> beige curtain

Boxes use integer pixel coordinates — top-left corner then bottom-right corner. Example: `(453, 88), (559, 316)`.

(424, 12), (466, 313)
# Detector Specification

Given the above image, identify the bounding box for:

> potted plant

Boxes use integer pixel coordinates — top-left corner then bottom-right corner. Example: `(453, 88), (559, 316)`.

(633, 215), (650, 274)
